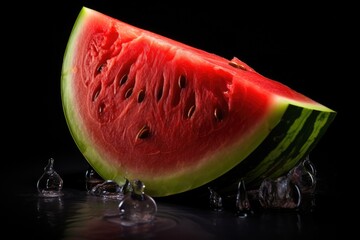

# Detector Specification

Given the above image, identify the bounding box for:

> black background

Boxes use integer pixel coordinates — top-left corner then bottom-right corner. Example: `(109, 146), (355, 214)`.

(5, 1), (355, 236)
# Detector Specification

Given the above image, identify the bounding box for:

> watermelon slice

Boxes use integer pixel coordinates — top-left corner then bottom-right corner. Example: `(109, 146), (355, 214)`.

(61, 7), (336, 197)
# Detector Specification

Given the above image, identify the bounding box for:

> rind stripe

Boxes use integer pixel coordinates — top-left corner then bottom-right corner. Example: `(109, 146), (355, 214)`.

(266, 110), (336, 180)
(207, 105), (335, 194)
(244, 107), (315, 184)
(207, 105), (302, 191)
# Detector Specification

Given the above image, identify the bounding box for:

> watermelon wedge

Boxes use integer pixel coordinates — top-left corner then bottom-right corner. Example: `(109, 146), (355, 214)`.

(61, 7), (336, 197)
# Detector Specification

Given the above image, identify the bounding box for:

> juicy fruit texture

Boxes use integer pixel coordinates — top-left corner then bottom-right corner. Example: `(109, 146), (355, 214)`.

(61, 7), (336, 197)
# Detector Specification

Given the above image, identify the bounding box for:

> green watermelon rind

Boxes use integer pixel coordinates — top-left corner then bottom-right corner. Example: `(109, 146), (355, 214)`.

(61, 7), (336, 197)
(208, 104), (336, 194)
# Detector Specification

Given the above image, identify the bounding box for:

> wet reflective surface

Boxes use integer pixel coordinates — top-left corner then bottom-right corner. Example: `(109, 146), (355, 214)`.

(7, 189), (339, 239)
(5, 157), (340, 239)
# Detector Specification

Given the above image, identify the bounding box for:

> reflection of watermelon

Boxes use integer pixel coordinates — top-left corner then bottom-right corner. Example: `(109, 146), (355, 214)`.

(61, 7), (336, 197)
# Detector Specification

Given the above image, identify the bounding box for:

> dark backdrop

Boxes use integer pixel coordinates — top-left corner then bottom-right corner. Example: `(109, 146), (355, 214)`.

(6, 1), (354, 205)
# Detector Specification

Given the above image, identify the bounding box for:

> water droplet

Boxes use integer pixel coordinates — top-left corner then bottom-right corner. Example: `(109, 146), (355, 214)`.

(85, 166), (104, 192)
(90, 180), (126, 200)
(258, 176), (301, 209)
(37, 158), (64, 197)
(208, 187), (223, 211)
(235, 179), (251, 217)
(118, 179), (157, 226)
(288, 155), (317, 195)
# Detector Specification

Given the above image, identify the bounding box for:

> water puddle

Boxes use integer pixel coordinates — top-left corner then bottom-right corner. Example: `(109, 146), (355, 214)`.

(19, 155), (326, 239)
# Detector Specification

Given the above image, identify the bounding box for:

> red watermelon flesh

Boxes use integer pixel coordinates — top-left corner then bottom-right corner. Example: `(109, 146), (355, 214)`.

(61, 7), (336, 197)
